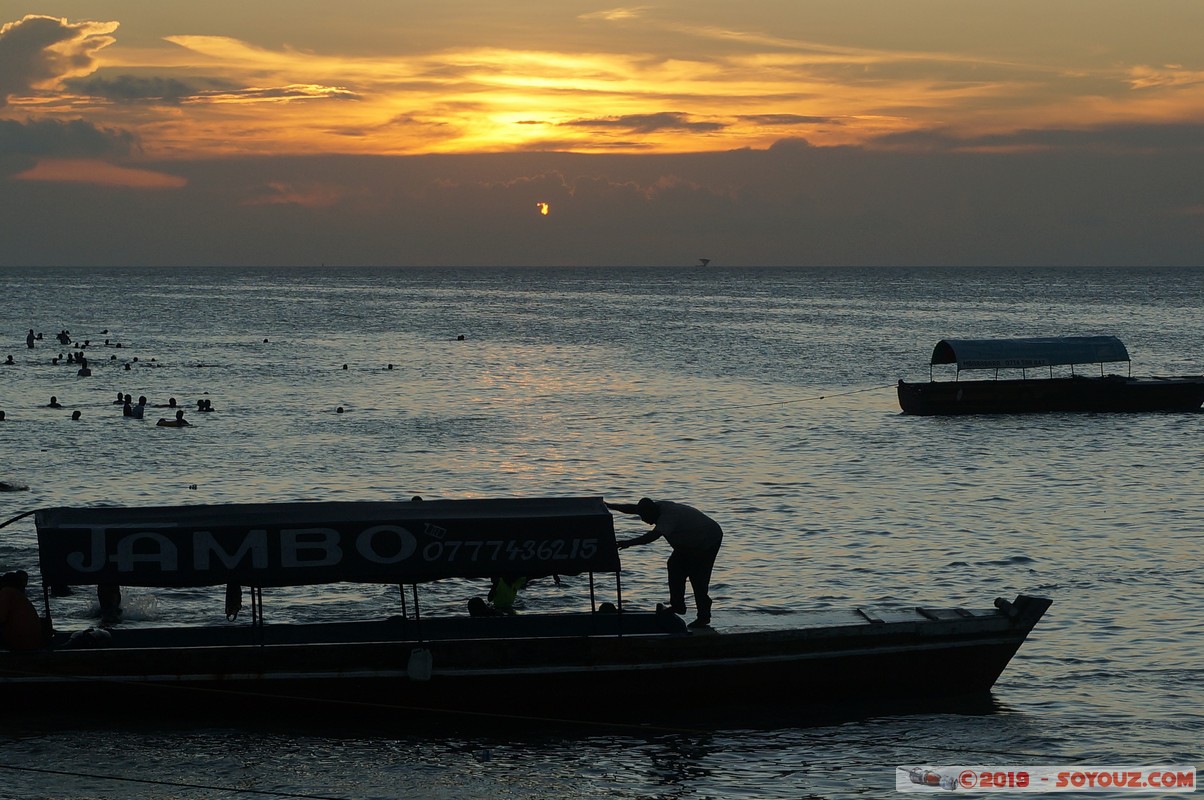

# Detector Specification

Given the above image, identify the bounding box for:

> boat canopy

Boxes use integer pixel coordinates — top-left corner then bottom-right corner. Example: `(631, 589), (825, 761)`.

(930, 336), (1130, 371)
(35, 497), (619, 588)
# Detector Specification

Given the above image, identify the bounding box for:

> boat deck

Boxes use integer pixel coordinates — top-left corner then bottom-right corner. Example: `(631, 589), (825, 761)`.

(48, 603), (1009, 651)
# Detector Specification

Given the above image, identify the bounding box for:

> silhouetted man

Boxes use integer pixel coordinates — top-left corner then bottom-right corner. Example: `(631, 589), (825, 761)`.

(606, 497), (723, 629)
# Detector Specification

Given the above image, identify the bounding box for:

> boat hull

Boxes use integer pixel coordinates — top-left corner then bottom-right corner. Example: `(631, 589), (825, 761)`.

(897, 375), (1204, 415)
(0, 596), (1051, 725)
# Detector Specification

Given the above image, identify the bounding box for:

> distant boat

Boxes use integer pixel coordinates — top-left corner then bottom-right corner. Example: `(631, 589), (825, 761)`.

(698, 258), (711, 267)
(897, 336), (1204, 415)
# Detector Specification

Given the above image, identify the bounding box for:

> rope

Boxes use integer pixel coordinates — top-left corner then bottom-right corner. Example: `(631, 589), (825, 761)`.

(0, 509), (37, 530)
(0, 692), (1089, 800)
(0, 763), (352, 800)
(576, 383), (897, 422)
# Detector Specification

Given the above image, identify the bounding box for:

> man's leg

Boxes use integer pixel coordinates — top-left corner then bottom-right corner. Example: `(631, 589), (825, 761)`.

(686, 547), (719, 625)
(665, 552), (688, 614)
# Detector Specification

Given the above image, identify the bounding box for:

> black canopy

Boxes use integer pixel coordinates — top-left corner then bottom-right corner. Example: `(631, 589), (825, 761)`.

(35, 497), (619, 588)
(930, 336), (1130, 371)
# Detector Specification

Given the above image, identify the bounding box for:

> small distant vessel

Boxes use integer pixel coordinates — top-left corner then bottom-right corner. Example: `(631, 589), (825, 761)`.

(898, 336), (1204, 415)
(698, 258), (711, 267)
(2, 497), (1051, 724)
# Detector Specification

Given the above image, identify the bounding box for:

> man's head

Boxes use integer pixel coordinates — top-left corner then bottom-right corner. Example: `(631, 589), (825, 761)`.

(636, 497), (660, 524)
(0, 570), (28, 589)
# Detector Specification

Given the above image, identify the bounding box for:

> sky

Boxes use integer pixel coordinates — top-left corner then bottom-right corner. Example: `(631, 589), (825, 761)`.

(2, 2), (1204, 267)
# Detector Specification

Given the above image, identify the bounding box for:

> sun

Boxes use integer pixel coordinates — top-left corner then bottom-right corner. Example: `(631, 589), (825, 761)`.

(536, 202), (549, 216)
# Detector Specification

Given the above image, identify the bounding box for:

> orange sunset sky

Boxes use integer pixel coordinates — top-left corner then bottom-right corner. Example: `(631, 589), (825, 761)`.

(3, 2), (1204, 266)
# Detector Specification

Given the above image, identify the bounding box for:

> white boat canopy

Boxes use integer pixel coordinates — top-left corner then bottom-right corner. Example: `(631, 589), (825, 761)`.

(930, 336), (1130, 371)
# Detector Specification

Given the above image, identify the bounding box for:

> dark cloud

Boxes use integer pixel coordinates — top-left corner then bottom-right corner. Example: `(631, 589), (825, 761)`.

(215, 85), (361, 102)
(513, 138), (658, 152)
(0, 15), (117, 106)
(768, 137), (815, 151)
(872, 122), (1204, 154)
(61, 73), (359, 105)
(563, 112), (724, 133)
(64, 74), (236, 105)
(0, 117), (137, 157)
(741, 114), (841, 126)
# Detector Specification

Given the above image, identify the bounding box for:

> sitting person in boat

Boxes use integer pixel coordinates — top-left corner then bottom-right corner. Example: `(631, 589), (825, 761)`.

(467, 574), (559, 616)
(157, 409), (190, 427)
(468, 576), (527, 616)
(0, 570), (49, 651)
(488, 575), (528, 614)
(606, 497), (724, 629)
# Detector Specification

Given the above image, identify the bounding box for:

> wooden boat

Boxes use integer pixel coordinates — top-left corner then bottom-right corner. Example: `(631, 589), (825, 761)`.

(898, 336), (1204, 415)
(3, 497), (1051, 725)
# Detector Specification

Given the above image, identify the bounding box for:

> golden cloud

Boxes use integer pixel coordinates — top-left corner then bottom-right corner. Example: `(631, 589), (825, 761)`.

(13, 158), (186, 188)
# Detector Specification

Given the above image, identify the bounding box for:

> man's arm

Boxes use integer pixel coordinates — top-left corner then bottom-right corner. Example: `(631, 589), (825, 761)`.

(617, 530), (661, 550)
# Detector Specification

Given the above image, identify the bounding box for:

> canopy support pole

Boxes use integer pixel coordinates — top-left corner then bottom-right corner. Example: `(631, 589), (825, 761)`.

(614, 571), (624, 637)
(410, 584), (423, 641)
(42, 585), (52, 636)
(251, 586), (264, 645)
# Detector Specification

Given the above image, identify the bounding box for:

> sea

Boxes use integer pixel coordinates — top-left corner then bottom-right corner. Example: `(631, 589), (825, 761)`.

(0, 265), (1201, 799)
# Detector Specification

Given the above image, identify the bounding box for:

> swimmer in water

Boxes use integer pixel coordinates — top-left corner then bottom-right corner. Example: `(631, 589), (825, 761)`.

(47, 396), (62, 409)
(157, 409), (190, 427)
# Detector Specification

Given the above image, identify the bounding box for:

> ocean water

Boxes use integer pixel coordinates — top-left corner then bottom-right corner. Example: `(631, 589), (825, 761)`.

(0, 265), (1201, 799)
